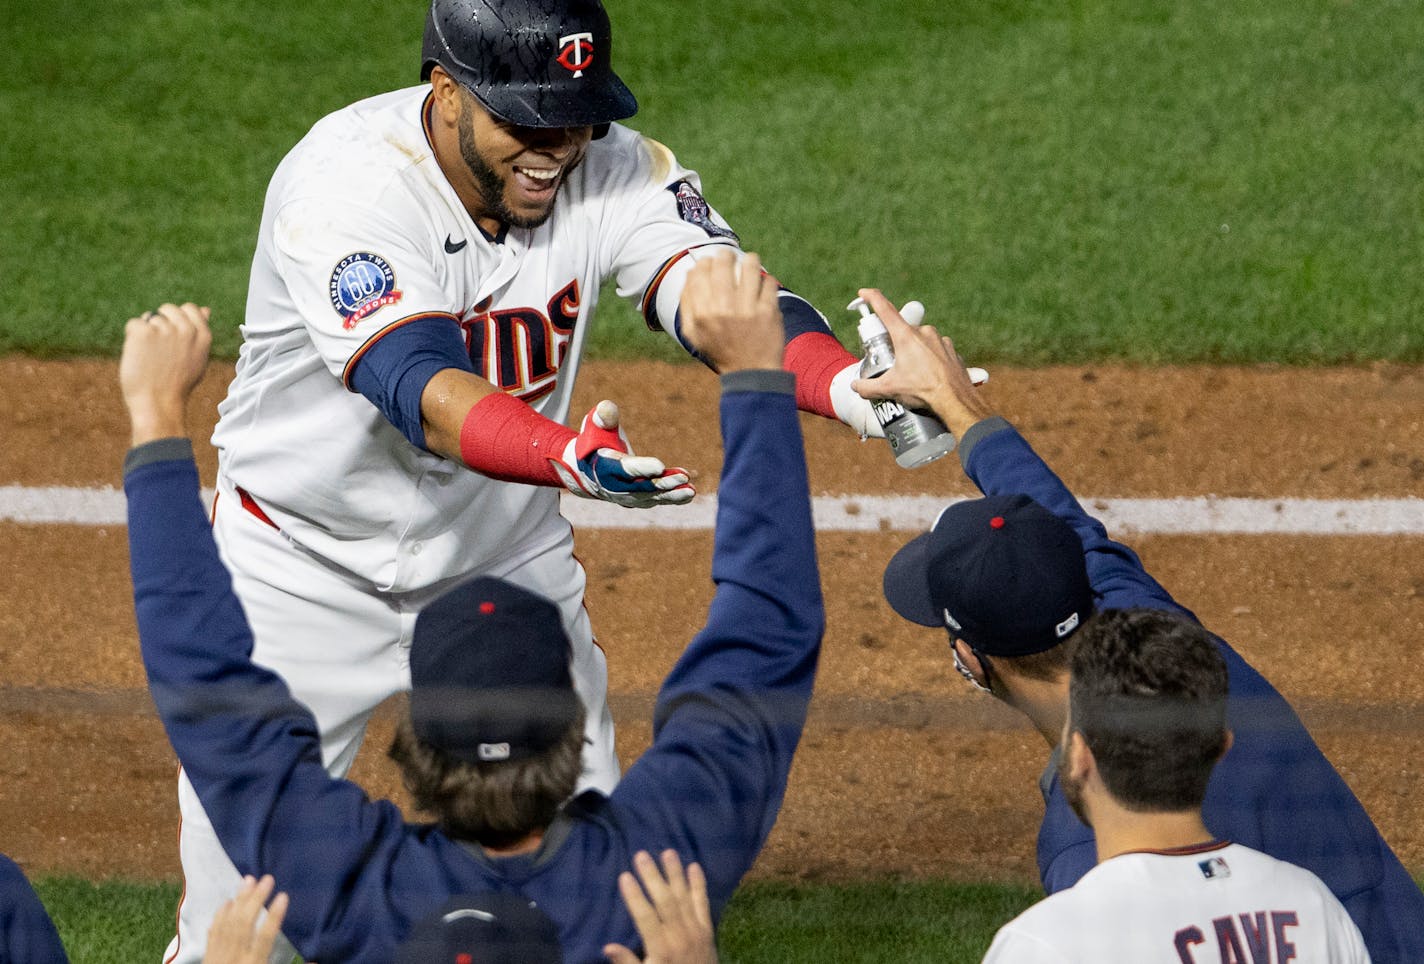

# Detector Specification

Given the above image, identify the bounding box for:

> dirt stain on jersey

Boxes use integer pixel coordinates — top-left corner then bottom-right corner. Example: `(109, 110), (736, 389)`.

(640, 136), (674, 183)
(384, 133), (430, 168)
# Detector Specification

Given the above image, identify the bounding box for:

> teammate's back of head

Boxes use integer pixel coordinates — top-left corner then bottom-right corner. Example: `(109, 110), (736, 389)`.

(1068, 609), (1230, 811)
(388, 577), (586, 848)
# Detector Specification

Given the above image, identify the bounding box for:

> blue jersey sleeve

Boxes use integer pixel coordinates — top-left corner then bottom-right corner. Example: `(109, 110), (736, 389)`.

(669, 287), (836, 370)
(126, 444), (422, 962)
(347, 315), (474, 449)
(603, 369), (825, 916)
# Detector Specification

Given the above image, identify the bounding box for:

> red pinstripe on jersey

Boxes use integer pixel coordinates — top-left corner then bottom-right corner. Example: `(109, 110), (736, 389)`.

(639, 249), (693, 330)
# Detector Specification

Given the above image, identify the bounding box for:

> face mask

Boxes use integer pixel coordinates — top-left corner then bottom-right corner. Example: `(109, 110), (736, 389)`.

(952, 645), (993, 694)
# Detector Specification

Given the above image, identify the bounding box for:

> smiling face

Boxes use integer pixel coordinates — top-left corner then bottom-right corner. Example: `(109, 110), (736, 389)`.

(450, 84), (592, 233)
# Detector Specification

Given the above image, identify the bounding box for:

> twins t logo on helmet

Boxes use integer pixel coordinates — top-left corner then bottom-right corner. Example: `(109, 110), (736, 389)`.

(557, 32), (594, 77)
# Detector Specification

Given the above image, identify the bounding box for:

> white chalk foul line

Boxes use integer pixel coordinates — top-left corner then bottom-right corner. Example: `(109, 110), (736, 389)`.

(2, 485), (1423, 535)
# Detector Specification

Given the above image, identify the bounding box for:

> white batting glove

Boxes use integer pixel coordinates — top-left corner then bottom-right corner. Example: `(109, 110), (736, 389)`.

(829, 363), (886, 439)
(549, 401), (695, 508)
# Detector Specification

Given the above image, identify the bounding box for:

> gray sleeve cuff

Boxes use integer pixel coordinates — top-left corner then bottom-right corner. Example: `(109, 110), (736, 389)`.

(123, 438), (195, 478)
(956, 415), (1014, 466)
(720, 369), (796, 396)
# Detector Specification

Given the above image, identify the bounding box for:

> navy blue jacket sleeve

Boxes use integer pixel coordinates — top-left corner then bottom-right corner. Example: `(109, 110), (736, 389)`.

(605, 369), (825, 916)
(126, 446), (426, 962)
(960, 416), (1424, 964)
(0, 855), (67, 964)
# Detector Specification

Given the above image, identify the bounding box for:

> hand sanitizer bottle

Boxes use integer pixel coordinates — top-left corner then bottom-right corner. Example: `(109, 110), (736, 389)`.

(850, 297), (957, 469)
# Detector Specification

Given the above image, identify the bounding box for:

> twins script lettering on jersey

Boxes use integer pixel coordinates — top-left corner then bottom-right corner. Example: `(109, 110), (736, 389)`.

(460, 280), (581, 402)
(1174, 910), (1299, 963)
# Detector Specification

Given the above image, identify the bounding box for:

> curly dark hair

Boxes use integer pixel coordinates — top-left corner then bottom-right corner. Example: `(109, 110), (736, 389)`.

(1068, 609), (1229, 812)
(388, 707), (585, 849)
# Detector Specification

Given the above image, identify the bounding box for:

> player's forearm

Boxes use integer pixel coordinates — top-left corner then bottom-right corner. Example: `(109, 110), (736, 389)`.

(418, 367), (503, 460)
(418, 368), (577, 486)
(663, 259), (864, 421)
(927, 385), (999, 441)
(126, 445), (365, 935)
(126, 445), (302, 747)
(782, 330), (858, 419)
(125, 403), (189, 447)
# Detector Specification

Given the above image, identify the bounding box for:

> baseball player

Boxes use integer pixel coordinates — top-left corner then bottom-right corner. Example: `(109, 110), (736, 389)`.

(172, 0), (881, 960)
(982, 609), (1370, 963)
(122, 258), (823, 962)
(858, 289), (1424, 963)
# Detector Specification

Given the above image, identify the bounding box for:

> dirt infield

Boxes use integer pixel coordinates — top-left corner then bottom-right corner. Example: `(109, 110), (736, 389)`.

(1, 357), (1421, 886)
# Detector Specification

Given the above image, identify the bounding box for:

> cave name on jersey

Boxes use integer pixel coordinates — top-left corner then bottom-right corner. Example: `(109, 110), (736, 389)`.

(461, 280), (581, 401)
(1174, 910), (1300, 963)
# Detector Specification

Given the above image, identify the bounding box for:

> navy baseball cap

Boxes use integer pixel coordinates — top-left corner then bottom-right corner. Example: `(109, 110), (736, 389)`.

(410, 577), (581, 764)
(395, 893), (563, 963)
(882, 495), (1094, 657)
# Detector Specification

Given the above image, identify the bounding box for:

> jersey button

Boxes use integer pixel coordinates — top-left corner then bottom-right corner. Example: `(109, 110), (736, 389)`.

(410, 542), (423, 556)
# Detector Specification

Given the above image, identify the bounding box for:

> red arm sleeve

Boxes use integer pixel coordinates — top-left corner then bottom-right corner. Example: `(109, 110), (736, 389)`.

(457, 392), (576, 487)
(782, 330), (858, 420)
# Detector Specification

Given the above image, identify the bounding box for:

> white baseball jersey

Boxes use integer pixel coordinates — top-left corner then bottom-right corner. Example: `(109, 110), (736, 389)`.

(213, 84), (737, 591)
(982, 842), (1370, 963)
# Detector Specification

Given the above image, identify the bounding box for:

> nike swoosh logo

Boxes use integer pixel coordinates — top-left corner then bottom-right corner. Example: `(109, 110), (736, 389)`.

(444, 235), (467, 254)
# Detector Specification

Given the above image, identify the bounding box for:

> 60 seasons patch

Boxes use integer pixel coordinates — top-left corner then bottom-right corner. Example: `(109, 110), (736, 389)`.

(330, 252), (403, 330)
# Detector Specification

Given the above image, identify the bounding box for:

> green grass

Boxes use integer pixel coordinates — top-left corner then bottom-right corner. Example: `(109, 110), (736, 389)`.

(719, 879), (1039, 962)
(33, 876), (1038, 963)
(31, 872), (1424, 962)
(3, 0), (1423, 361)
(36, 878), (181, 963)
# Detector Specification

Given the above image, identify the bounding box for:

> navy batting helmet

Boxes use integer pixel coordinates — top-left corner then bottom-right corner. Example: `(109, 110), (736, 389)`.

(420, 0), (637, 130)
